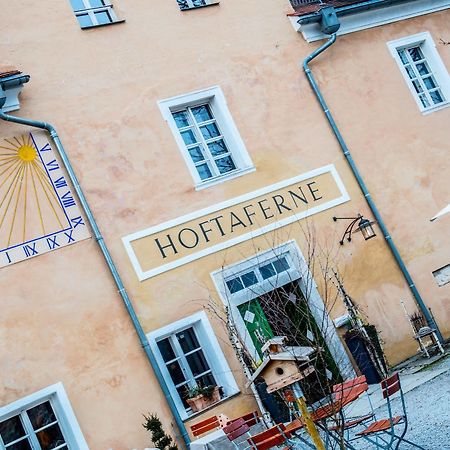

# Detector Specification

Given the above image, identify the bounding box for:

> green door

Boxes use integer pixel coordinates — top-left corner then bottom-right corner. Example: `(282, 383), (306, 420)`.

(238, 299), (274, 359)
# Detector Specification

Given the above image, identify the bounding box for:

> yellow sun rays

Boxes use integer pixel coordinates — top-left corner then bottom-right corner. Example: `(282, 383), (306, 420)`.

(0, 134), (68, 250)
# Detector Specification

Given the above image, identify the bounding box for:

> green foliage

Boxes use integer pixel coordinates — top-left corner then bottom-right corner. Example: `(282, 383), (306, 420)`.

(184, 384), (215, 399)
(142, 413), (178, 450)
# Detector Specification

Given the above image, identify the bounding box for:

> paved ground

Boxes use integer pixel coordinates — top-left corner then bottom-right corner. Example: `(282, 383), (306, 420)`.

(345, 354), (450, 449)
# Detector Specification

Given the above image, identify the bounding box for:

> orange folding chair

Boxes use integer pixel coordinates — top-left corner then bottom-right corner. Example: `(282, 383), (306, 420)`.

(190, 415), (220, 438)
(247, 424), (291, 450)
(354, 373), (425, 449)
(328, 375), (374, 434)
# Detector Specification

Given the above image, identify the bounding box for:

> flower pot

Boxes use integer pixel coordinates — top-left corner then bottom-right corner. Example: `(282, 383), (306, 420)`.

(186, 386), (221, 413)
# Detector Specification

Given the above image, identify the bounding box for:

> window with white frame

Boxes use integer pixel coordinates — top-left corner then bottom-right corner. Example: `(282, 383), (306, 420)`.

(176, 0), (219, 11)
(388, 32), (450, 113)
(159, 87), (254, 189)
(0, 384), (88, 450)
(225, 255), (291, 294)
(148, 311), (239, 419)
(157, 327), (217, 409)
(69, 0), (121, 28)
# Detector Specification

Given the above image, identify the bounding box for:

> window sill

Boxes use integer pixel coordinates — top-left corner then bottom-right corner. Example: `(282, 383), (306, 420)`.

(183, 390), (240, 422)
(80, 19), (125, 29)
(194, 166), (256, 191)
(180, 2), (220, 12)
(422, 101), (450, 115)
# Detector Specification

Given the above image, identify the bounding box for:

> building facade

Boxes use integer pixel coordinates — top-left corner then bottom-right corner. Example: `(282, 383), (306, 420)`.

(1, 0), (449, 448)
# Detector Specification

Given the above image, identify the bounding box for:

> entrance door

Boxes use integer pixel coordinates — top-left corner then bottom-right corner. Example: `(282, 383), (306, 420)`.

(237, 299), (274, 359)
(238, 280), (341, 403)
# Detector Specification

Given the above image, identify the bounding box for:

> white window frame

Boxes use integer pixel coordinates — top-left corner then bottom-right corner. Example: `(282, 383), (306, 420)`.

(387, 32), (450, 114)
(69, 0), (120, 28)
(158, 86), (255, 190)
(177, 0), (219, 11)
(0, 383), (89, 450)
(211, 241), (355, 379)
(147, 311), (239, 420)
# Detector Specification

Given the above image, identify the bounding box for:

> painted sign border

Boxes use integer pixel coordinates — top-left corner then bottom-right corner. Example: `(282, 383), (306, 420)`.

(122, 164), (350, 281)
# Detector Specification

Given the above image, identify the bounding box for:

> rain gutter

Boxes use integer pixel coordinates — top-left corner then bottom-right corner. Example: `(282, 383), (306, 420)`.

(296, 0), (407, 25)
(0, 99), (191, 448)
(302, 11), (444, 343)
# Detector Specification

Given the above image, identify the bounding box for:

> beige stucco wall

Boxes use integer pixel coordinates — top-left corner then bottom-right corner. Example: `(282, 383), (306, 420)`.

(1, 0), (449, 448)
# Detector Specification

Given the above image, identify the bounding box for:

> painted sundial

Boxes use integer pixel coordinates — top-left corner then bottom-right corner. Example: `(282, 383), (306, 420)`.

(0, 130), (90, 267)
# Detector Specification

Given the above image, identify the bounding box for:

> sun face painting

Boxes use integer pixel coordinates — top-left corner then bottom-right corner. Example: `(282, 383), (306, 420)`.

(0, 130), (90, 267)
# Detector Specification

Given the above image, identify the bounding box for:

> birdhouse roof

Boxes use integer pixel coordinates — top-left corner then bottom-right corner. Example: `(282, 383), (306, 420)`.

(261, 336), (287, 354)
(248, 346), (315, 385)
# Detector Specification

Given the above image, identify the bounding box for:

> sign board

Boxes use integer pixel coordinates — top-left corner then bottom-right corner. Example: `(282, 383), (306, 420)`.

(123, 164), (349, 280)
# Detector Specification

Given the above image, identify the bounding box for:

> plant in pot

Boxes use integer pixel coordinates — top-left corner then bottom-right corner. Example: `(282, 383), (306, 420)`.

(184, 384), (221, 413)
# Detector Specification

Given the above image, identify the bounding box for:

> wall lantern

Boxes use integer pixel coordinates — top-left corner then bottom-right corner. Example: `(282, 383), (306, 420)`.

(333, 214), (376, 245)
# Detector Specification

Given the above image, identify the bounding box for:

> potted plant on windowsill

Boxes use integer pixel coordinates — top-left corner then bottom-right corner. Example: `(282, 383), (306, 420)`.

(185, 385), (221, 413)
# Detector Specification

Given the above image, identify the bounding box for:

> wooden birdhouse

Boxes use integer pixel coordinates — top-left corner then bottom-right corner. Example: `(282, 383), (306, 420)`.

(248, 336), (316, 393)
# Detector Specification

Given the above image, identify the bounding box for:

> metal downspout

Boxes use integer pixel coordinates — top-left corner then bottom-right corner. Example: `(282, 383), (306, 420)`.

(302, 34), (443, 343)
(0, 109), (191, 447)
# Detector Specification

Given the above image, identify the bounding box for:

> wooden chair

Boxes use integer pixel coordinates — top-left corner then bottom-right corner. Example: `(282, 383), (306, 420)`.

(247, 424), (291, 450)
(229, 411), (262, 428)
(224, 418), (251, 449)
(190, 415), (220, 438)
(328, 375), (374, 433)
(354, 373), (425, 449)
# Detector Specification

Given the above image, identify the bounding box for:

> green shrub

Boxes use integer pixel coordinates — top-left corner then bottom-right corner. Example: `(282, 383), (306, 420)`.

(142, 413), (178, 450)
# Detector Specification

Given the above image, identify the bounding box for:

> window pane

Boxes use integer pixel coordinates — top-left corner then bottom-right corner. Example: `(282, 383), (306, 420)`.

(419, 94), (430, 108)
(397, 49), (408, 65)
(186, 350), (210, 377)
(200, 123), (220, 140)
(430, 90), (444, 104)
(94, 10), (112, 25)
(172, 111), (189, 128)
(28, 402), (56, 430)
(404, 65), (415, 80)
(176, 328), (200, 354)
(90, 0), (107, 7)
(157, 338), (176, 362)
(423, 76), (436, 90)
(6, 440), (32, 450)
(193, 0), (207, 5)
(191, 105), (213, 123)
(196, 163), (212, 180)
(273, 257), (289, 274)
(188, 146), (205, 163)
(260, 263), (276, 280)
(35, 423), (66, 450)
(416, 62), (429, 76)
(176, 385), (191, 408)
(408, 46), (423, 62)
(0, 416), (26, 444)
(166, 360), (186, 385)
(216, 156), (236, 174)
(181, 129), (197, 145)
(195, 373), (216, 388)
(241, 271), (258, 288)
(208, 140), (228, 157)
(412, 80), (423, 93)
(70, 0), (86, 11)
(226, 277), (244, 294)
(177, 0), (189, 9)
(76, 14), (93, 27)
